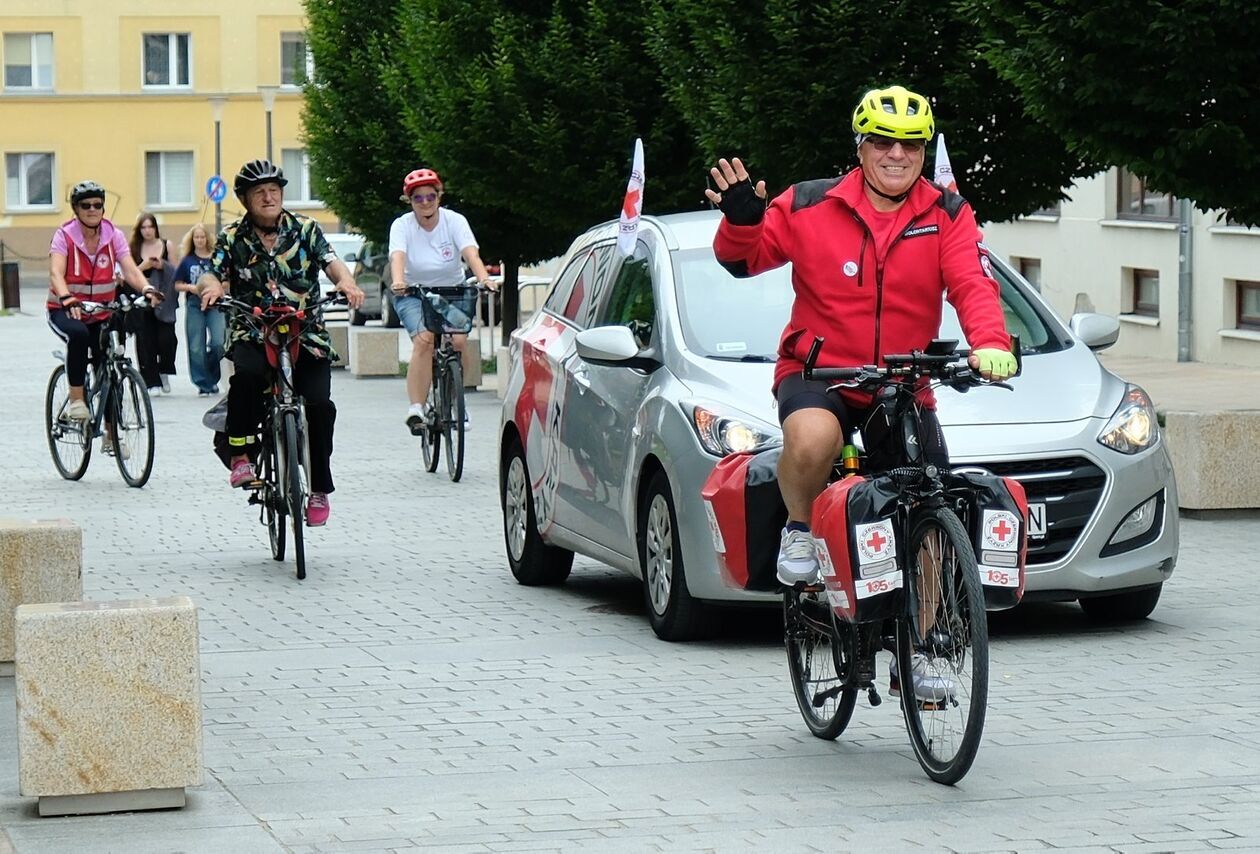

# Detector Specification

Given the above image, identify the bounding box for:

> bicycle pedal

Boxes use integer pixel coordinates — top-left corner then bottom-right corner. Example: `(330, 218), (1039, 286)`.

(867, 686), (882, 707)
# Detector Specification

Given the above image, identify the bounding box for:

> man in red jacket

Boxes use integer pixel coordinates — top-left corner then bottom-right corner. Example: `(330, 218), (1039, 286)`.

(708, 84), (1017, 589)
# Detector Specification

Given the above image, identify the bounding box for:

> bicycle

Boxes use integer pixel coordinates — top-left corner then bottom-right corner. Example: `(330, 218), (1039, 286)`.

(216, 292), (345, 580)
(782, 336), (1020, 785)
(402, 282), (485, 483)
(45, 296), (155, 487)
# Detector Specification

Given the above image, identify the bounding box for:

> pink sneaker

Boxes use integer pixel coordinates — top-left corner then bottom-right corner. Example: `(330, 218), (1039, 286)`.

(229, 458), (257, 488)
(306, 492), (330, 527)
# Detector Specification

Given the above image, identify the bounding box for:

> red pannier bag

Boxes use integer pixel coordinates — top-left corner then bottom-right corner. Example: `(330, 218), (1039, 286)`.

(811, 474), (903, 623)
(700, 448), (788, 591)
(951, 471), (1029, 610)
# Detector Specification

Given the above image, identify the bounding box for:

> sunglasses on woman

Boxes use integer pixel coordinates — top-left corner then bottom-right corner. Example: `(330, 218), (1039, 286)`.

(78, 201), (105, 210)
(410, 192), (439, 204)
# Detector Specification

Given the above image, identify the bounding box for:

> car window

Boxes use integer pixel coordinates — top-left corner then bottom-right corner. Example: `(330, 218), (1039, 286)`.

(940, 258), (1070, 354)
(543, 249), (589, 319)
(673, 248), (793, 359)
(595, 241), (656, 348)
(326, 234), (364, 262)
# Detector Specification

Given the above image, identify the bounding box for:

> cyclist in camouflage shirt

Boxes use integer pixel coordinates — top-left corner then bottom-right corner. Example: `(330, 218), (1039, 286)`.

(198, 159), (364, 526)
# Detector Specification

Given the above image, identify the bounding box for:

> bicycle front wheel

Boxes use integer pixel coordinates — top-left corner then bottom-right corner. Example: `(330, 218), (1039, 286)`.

(260, 431), (285, 561)
(897, 506), (989, 785)
(784, 591), (858, 740)
(111, 365), (155, 487)
(45, 364), (92, 480)
(420, 362), (441, 473)
(443, 355), (465, 482)
(281, 410), (308, 580)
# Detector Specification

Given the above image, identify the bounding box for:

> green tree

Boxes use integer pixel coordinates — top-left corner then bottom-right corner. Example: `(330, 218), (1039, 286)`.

(647, 0), (1099, 222)
(966, 0), (1260, 225)
(303, 0), (418, 243)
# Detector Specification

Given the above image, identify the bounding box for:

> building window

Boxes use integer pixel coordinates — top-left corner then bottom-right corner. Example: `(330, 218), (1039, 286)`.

(280, 33), (313, 87)
(1117, 167), (1175, 220)
(3, 33), (54, 90)
(1029, 201), (1060, 217)
(143, 33), (190, 87)
(1238, 281), (1260, 332)
(144, 151), (193, 207)
(1131, 268), (1160, 317)
(1015, 256), (1042, 291)
(281, 149), (321, 203)
(5, 152), (54, 208)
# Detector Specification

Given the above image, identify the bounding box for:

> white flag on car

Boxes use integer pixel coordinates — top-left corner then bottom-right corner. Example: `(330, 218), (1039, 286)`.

(617, 137), (645, 256)
(934, 133), (957, 193)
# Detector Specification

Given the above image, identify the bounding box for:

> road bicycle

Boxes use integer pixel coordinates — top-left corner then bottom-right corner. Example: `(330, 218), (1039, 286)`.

(783, 337), (1019, 785)
(45, 296), (155, 487)
(403, 282), (485, 483)
(217, 293), (345, 580)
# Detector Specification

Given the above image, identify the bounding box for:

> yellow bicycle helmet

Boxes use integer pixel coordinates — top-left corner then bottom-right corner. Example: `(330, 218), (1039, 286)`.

(851, 85), (935, 140)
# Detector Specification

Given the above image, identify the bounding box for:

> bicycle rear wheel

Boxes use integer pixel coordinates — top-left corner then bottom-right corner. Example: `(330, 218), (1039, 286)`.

(282, 409), (308, 580)
(45, 364), (92, 480)
(784, 591), (858, 740)
(443, 355), (465, 482)
(111, 365), (155, 487)
(420, 362), (441, 473)
(897, 506), (988, 785)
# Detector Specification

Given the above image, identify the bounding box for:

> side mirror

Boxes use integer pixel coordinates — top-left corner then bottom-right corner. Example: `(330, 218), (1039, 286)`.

(1069, 312), (1120, 351)
(342, 252), (358, 264)
(575, 325), (660, 371)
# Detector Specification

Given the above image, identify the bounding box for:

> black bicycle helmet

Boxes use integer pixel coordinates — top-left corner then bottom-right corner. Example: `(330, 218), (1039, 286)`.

(233, 159), (288, 196)
(69, 179), (106, 204)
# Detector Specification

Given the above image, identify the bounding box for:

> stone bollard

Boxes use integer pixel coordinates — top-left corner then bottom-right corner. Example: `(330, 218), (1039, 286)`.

(1, 519), (83, 674)
(327, 322), (349, 368)
(1163, 410), (1260, 510)
(348, 327), (402, 377)
(15, 596), (203, 816)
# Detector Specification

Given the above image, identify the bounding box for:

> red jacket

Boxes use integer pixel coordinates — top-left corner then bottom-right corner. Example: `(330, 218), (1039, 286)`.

(713, 169), (1010, 402)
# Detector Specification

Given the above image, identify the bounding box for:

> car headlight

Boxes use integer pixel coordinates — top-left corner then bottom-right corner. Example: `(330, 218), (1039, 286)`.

(1098, 385), (1158, 454)
(684, 402), (781, 456)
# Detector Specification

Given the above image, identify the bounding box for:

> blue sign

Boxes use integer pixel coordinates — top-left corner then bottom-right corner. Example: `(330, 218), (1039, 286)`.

(205, 175), (227, 204)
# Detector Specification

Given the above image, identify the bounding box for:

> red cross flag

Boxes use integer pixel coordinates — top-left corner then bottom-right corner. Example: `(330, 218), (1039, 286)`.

(934, 133), (957, 193)
(617, 137), (645, 256)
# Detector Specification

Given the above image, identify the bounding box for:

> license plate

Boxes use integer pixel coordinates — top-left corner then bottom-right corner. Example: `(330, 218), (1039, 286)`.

(1028, 503), (1047, 539)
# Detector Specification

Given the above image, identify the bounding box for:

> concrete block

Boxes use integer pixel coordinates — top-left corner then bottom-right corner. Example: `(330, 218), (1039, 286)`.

(15, 596), (203, 809)
(1163, 410), (1260, 510)
(0, 519), (82, 664)
(348, 327), (401, 377)
(326, 322), (348, 368)
(462, 336), (482, 388)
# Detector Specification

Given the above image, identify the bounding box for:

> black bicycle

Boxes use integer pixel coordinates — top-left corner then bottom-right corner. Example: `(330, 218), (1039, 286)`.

(217, 293), (345, 580)
(404, 282), (484, 482)
(45, 296), (155, 487)
(783, 337), (1018, 785)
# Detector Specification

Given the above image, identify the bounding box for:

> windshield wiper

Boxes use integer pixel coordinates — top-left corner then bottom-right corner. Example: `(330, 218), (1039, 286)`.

(707, 354), (777, 363)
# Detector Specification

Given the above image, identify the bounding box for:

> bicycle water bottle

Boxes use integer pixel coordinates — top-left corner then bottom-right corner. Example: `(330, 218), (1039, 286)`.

(842, 444), (860, 478)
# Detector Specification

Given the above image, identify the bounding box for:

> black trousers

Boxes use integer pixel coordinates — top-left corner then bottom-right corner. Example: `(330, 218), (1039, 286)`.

(227, 342), (337, 494)
(47, 310), (109, 387)
(135, 310), (177, 388)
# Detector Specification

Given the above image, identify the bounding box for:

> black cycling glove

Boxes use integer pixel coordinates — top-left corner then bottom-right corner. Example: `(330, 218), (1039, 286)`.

(718, 178), (767, 226)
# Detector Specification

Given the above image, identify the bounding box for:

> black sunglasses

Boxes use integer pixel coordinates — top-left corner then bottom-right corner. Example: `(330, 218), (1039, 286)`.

(865, 136), (926, 152)
(77, 201), (105, 210)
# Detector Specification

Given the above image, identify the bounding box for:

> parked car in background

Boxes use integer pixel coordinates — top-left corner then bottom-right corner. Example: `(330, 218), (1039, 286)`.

(319, 232), (365, 321)
(498, 210), (1179, 641)
(347, 240), (390, 326)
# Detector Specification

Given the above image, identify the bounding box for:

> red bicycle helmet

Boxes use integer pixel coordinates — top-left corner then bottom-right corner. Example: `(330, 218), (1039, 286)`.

(403, 168), (443, 195)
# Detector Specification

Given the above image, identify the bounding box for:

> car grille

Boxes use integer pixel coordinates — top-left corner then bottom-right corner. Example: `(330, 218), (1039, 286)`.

(970, 457), (1107, 566)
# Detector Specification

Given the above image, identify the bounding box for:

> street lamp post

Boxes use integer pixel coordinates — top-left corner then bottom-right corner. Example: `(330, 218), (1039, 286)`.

(258, 85), (280, 163)
(209, 95), (227, 234)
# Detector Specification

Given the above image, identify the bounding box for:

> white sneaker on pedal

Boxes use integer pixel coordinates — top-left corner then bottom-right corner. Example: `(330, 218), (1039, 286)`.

(776, 526), (820, 586)
(66, 400), (90, 421)
(405, 404), (428, 436)
(890, 653), (957, 703)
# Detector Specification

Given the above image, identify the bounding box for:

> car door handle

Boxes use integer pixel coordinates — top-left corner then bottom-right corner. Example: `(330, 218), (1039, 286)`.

(572, 368), (591, 391)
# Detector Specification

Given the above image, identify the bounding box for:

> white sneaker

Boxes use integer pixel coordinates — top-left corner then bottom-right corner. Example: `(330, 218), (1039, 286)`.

(776, 527), (820, 586)
(101, 439), (131, 461)
(462, 409), (471, 431)
(405, 404), (428, 436)
(890, 653), (957, 703)
(160, 376), (171, 394)
(65, 400), (90, 421)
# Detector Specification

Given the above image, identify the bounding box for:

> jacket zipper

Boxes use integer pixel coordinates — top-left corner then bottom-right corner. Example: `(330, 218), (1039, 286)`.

(872, 213), (925, 364)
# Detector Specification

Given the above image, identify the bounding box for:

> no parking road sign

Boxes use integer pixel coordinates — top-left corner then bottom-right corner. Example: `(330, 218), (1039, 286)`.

(205, 175), (227, 204)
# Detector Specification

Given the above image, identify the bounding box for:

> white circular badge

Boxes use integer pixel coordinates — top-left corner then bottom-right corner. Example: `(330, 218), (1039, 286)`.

(843, 260), (858, 278)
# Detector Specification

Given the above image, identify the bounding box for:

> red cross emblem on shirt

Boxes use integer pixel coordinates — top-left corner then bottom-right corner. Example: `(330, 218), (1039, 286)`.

(990, 519), (1013, 542)
(865, 530), (887, 553)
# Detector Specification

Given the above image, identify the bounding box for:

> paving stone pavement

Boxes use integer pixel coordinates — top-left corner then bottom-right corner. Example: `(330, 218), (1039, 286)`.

(1, 307), (1258, 853)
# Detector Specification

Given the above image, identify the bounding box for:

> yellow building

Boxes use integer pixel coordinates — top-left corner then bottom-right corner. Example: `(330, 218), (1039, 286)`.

(0, 1), (338, 275)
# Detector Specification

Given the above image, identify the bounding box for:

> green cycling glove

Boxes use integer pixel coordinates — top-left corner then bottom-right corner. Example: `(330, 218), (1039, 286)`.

(972, 348), (1018, 381)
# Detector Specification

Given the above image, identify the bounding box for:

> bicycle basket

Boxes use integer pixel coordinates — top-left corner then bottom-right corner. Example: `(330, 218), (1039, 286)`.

(420, 286), (477, 335)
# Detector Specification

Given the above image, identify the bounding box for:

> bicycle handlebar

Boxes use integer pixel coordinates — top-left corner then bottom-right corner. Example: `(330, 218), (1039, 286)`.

(804, 335), (1022, 392)
(78, 293), (150, 314)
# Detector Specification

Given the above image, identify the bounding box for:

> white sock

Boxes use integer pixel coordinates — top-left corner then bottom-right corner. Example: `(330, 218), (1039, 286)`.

(408, 403), (425, 417)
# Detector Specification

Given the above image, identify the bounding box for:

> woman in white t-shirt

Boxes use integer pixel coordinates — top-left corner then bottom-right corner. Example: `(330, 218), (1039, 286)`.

(389, 168), (496, 433)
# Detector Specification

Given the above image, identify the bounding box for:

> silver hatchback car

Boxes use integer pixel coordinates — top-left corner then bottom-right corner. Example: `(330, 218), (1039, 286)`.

(498, 210), (1179, 640)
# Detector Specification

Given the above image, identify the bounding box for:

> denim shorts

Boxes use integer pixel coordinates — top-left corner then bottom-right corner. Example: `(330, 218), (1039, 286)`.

(392, 293), (427, 338)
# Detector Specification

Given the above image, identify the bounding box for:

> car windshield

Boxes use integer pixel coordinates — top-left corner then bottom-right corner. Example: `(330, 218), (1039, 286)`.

(673, 248), (1068, 359)
(326, 234), (364, 262)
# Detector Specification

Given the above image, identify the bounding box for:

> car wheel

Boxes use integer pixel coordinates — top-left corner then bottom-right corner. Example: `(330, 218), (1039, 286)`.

(382, 288), (401, 328)
(639, 470), (710, 642)
(348, 304), (367, 326)
(1078, 583), (1163, 621)
(502, 436), (573, 585)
